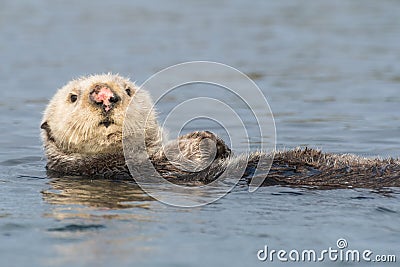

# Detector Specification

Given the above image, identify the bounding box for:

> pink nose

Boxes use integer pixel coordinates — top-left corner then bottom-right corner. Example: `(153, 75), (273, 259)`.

(90, 86), (120, 112)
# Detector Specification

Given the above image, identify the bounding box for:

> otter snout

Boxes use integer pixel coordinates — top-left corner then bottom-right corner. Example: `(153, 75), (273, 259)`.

(90, 84), (120, 113)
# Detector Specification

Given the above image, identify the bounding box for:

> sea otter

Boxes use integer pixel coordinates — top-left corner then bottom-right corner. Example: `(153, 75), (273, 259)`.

(41, 74), (400, 189)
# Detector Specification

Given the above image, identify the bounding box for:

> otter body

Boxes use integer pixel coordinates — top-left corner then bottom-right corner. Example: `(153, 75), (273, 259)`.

(41, 74), (400, 189)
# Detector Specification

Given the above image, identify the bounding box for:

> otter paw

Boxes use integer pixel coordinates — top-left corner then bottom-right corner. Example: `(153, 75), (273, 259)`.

(162, 131), (231, 172)
(178, 130), (231, 159)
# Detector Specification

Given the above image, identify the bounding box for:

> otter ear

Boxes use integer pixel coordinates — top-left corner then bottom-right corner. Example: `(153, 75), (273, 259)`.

(41, 121), (55, 142)
(41, 121), (48, 130)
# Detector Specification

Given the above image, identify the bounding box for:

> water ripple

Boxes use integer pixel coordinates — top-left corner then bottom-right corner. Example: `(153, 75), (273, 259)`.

(47, 224), (106, 232)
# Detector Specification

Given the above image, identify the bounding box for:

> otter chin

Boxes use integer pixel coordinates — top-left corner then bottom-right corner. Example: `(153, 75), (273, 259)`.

(41, 74), (400, 189)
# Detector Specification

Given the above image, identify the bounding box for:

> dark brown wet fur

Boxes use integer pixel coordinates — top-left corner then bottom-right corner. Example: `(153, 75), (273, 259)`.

(45, 131), (400, 189)
(246, 148), (400, 189)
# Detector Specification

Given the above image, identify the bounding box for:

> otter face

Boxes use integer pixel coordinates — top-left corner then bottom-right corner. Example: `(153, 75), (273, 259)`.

(41, 74), (159, 155)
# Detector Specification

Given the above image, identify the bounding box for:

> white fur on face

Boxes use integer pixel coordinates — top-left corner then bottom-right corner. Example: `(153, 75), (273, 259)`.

(41, 74), (160, 155)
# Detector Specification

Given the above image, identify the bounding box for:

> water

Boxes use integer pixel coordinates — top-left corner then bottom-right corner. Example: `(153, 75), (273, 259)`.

(1, 0), (400, 266)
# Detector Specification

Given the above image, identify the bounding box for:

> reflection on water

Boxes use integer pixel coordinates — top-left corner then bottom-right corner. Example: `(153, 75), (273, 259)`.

(42, 177), (153, 209)
(39, 178), (159, 267)
(42, 174), (241, 209)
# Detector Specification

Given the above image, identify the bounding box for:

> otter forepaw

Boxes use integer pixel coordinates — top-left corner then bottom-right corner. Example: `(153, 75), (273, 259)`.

(179, 130), (231, 160)
(160, 131), (231, 172)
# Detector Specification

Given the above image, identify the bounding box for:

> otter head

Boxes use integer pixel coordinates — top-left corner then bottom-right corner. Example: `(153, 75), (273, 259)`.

(41, 74), (161, 156)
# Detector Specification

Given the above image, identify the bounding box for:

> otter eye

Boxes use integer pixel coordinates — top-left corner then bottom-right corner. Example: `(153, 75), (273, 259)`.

(70, 94), (78, 103)
(125, 88), (132, 97)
